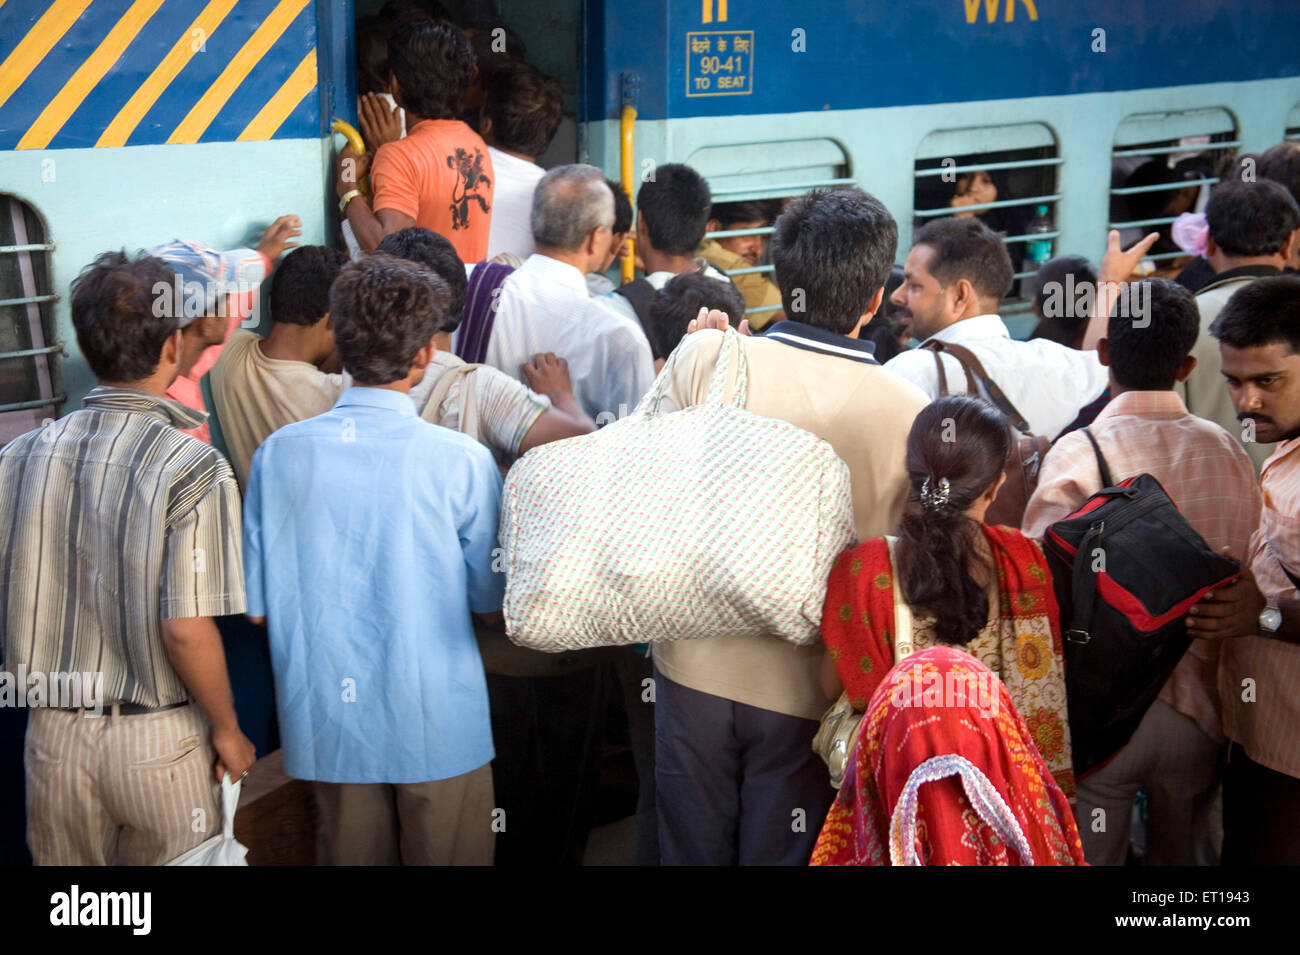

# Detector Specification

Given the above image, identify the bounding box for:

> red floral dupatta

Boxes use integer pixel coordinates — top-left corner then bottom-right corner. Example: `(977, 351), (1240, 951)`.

(810, 646), (1086, 866)
(821, 523), (1074, 798)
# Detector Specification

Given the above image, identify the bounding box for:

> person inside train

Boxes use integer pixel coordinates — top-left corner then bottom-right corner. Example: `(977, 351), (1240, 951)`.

(206, 245), (347, 492)
(481, 60), (565, 261)
(338, 18), (495, 263)
(1186, 274), (1300, 866)
(463, 163), (654, 420)
(243, 254), (503, 866)
(602, 163), (732, 350)
(375, 226), (595, 460)
(821, 395), (1075, 799)
(0, 250), (256, 865)
(355, 14), (406, 149)
(1178, 179), (1300, 473)
(586, 178), (634, 296)
(697, 200), (784, 329)
(883, 217), (1124, 441)
(946, 166), (1028, 281)
(1023, 278), (1261, 865)
(646, 270), (748, 371)
(651, 188), (929, 866)
(1257, 142), (1300, 273)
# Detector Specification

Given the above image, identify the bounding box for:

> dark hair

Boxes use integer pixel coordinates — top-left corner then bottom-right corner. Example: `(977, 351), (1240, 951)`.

(1105, 278), (1199, 390)
(646, 273), (747, 360)
(913, 216), (1014, 304)
(895, 396), (1010, 647)
(381, 0), (452, 25)
(1125, 158), (1188, 221)
(375, 227), (466, 331)
(71, 251), (180, 383)
(606, 178), (633, 235)
(355, 15), (393, 95)
(636, 163), (711, 255)
(1205, 179), (1300, 257)
(859, 264), (906, 363)
(1032, 254), (1097, 325)
(771, 188), (898, 335)
(481, 60), (563, 158)
(709, 200), (775, 228)
(329, 254), (449, 385)
(1210, 274), (1300, 353)
(1259, 141), (1300, 205)
(269, 246), (347, 326)
(389, 18), (475, 120)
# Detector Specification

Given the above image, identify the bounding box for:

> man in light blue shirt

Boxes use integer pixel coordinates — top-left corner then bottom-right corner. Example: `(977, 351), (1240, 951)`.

(244, 254), (504, 865)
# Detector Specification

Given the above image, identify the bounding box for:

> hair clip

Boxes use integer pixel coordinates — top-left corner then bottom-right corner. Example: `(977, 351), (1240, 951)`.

(920, 476), (951, 509)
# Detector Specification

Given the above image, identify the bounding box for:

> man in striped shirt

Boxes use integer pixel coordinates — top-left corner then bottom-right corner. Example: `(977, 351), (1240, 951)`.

(0, 252), (255, 865)
(1187, 275), (1300, 865)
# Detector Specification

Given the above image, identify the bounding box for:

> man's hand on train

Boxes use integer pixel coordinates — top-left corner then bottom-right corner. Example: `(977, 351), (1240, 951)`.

(359, 92), (403, 151)
(1186, 550), (1266, 639)
(257, 215), (302, 264)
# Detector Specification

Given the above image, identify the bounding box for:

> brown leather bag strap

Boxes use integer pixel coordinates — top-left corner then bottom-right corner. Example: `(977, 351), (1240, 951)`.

(926, 340), (1033, 436)
(922, 340), (976, 397)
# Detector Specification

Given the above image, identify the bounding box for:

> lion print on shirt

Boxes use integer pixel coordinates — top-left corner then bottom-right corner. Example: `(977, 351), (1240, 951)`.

(447, 147), (492, 230)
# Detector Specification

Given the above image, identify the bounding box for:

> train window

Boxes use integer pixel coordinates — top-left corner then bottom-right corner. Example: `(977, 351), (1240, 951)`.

(913, 123), (1062, 323)
(688, 138), (852, 318)
(1287, 103), (1300, 142)
(0, 196), (61, 445)
(1109, 108), (1240, 266)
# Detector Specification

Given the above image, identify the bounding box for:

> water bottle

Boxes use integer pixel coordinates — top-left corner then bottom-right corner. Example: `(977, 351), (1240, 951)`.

(1024, 204), (1053, 267)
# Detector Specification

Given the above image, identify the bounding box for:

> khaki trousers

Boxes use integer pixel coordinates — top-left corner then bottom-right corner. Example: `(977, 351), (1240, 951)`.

(25, 704), (219, 865)
(315, 762), (495, 865)
(1074, 700), (1225, 866)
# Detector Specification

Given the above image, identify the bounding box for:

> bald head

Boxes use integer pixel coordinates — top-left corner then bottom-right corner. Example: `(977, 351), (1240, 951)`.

(531, 164), (615, 252)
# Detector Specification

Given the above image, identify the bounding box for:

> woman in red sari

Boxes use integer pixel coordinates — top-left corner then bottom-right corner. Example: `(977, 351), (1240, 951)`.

(820, 395), (1075, 797)
(811, 646), (1086, 865)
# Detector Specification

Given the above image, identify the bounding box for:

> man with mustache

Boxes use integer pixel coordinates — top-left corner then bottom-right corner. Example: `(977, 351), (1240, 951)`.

(698, 201), (784, 329)
(1185, 275), (1300, 865)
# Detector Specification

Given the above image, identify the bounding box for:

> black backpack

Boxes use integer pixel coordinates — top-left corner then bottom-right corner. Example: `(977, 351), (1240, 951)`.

(1042, 429), (1240, 776)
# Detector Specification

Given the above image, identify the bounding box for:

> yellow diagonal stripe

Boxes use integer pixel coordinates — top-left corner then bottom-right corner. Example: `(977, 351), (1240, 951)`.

(0, 0), (95, 113)
(17, 0), (166, 149)
(97, 0), (237, 148)
(167, 0), (309, 145)
(236, 47), (315, 141)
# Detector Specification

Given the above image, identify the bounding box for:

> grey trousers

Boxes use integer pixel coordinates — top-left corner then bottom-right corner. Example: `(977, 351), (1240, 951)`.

(1073, 700), (1225, 866)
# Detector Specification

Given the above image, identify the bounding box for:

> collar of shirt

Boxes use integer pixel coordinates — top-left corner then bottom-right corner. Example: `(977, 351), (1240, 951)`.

(334, 385), (418, 416)
(761, 319), (878, 363)
(519, 253), (590, 295)
(1090, 389), (1188, 424)
(1262, 435), (1300, 482)
(924, 313), (1010, 346)
(83, 385), (207, 430)
(1199, 265), (1282, 295)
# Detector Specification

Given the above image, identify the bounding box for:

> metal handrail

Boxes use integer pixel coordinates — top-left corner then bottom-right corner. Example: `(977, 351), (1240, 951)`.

(1111, 177), (1219, 196)
(0, 342), (64, 360)
(0, 294), (57, 308)
(914, 157), (1064, 178)
(1108, 215), (1179, 229)
(0, 394), (65, 413)
(705, 225), (774, 239)
(1112, 140), (1240, 158)
(723, 264), (774, 277)
(710, 178), (856, 199)
(0, 243), (54, 254)
(913, 194), (1062, 217)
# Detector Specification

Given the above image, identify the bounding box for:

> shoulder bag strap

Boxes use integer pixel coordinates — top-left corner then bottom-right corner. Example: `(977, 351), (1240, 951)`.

(456, 262), (514, 364)
(933, 340), (1034, 436)
(420, 362), (481, 435)
(922, 339), (977, 397)
(1080, 428), (1114, 488)
(885, 536), (916, 663)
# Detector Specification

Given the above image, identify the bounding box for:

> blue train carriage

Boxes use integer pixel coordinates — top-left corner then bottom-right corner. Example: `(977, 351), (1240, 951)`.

(0, 0), (355, 441)
(584, 0), (1300, 333)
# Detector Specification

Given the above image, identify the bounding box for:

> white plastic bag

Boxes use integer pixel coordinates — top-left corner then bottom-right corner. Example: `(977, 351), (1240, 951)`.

(165, 773), (249, 866)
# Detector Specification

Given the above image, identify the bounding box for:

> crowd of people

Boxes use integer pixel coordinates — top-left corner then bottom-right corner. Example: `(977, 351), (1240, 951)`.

(2, 5), (1300, 868)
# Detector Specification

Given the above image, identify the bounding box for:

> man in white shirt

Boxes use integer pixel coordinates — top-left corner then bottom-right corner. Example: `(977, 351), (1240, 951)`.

(602, 163), (732, 352)
(885, 217), (1109, 440)
(481, 61), (563, 261)
(467, 163), (655, 421)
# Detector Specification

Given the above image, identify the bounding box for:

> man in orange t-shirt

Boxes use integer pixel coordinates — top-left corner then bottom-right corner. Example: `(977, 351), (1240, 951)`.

(337, 18), (494, 264)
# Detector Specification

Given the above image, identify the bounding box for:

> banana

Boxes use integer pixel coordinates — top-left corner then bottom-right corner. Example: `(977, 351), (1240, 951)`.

(331, 118), (365, 154)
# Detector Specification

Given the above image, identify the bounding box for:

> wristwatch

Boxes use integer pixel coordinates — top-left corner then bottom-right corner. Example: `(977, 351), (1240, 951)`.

(1259, 601), (1282, 634)
(338, 188), (362, 216)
